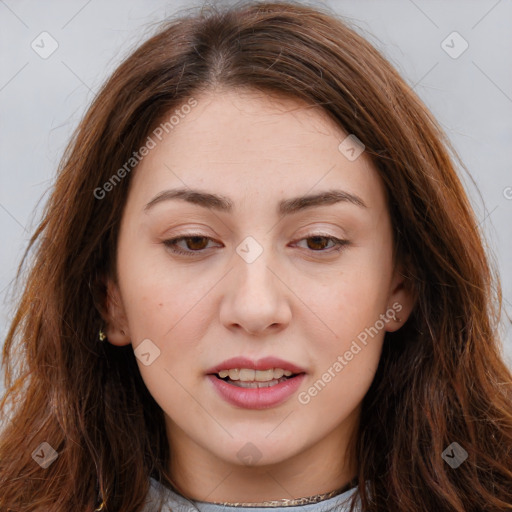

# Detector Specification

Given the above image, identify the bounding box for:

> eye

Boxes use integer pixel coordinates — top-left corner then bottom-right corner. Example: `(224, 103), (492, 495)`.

(163, 234), (220, 256)
(292, 234), (350, 254)
(162, 233), (350, 257)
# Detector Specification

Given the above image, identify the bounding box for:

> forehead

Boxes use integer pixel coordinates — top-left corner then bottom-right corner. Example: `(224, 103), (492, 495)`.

(128, 88), (386, 213)
(161, 88), (349, 165)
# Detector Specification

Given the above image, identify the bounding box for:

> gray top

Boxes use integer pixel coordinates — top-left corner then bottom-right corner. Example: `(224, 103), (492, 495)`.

(142, 477), (362, 512)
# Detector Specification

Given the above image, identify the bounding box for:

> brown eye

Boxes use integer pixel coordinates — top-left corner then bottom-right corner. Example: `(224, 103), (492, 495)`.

(294, 235), (349, 254)
(184, 236), (209, 250)
(305, 236), (331, 251)
(163, 234), (219, 256)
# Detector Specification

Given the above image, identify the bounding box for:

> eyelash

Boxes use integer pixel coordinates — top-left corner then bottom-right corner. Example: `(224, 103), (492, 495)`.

(163, 233), (350, 257)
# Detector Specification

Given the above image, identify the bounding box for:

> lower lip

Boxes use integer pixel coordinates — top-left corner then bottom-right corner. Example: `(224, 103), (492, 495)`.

(206, 374), (306, 410)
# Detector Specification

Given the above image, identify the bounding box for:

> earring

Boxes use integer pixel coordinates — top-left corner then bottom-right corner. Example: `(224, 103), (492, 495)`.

(392, 312), (402, 323)
(99, 328), (107, 341)
(94, 500), (106, 511)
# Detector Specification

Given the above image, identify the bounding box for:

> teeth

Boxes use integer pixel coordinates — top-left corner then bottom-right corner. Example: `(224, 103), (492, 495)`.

(217, 368), (295, 382)
(230, 377), (287, 388)
(240, 368), (256, 381)
(273, 368), (284, 379)
(254, 369), (274, 381)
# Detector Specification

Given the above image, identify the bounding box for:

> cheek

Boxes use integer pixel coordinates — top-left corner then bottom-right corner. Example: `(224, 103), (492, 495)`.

(300, 243), (392, 394)
(121, 269), (218, 411)
(308, 252), (392, 341)
(119, 242), (216, 342)
(300, 345), (381, 431)
(300, 277), (386, 415)
(125, 278), (212, 419)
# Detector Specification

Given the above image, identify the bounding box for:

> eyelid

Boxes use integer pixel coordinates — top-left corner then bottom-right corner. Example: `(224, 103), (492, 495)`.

(162, 231), (350, 257)
(162, 233), (220, 255)
(291, 230), (338, 242)
(291, 234), (350, 254)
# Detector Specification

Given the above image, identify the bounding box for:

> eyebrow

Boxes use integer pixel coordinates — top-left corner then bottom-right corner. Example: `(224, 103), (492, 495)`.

(144, 187), (367, 215)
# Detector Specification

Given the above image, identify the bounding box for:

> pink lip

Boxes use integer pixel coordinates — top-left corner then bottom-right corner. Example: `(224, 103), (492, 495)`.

(206, 373), (306, 409)
(205, 356), (307, 375)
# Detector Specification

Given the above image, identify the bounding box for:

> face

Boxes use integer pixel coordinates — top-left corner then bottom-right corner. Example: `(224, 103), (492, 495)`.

(104, 88), (414, 500)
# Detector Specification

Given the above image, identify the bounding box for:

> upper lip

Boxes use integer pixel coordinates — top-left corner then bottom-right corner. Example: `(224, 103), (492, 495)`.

(206, 356), (307, 375)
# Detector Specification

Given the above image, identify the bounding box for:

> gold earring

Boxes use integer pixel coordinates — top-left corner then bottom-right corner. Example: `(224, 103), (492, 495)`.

(99, 328), (107, 341)
(94, 500), (106, 511)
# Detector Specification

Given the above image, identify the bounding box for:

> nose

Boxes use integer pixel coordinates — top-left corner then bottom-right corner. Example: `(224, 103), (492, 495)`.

(219, 247), (292, 336)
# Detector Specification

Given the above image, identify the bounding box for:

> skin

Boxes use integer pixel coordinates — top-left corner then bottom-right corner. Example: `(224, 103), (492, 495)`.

(104, 88), (415, 502)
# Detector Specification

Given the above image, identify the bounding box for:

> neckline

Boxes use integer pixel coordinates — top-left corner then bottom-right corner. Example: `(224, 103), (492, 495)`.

(149, 476), (360, 509)
(197, 477), (359, 507)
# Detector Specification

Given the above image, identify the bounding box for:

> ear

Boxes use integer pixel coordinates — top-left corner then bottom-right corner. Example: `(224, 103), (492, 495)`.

(101, 278), (132, 346)
(385, 263), (417, 333)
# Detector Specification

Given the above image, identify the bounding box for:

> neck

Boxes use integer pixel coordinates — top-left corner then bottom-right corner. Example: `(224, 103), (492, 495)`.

(165, 409), (360, 504)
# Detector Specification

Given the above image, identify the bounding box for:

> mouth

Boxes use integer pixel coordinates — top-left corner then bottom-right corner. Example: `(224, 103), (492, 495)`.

(205, 356), (307, 408)
(211, 368), (305, 389)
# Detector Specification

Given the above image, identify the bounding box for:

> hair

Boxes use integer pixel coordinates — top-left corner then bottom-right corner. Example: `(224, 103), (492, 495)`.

(1, 1), (512, 510)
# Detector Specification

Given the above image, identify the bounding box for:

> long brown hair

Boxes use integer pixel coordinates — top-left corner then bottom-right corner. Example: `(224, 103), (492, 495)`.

(1, 1), (511, 510)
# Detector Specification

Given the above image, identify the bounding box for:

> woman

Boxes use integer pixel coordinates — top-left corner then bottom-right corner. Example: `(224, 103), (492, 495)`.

(1, 1), (511, 511)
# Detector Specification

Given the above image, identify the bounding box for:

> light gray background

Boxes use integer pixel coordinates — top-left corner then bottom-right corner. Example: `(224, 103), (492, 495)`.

(1, 1), (511, 397)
